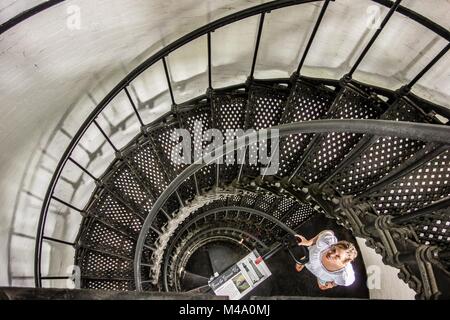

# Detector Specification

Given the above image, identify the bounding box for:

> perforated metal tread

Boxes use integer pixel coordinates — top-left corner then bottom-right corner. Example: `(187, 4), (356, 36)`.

(412, 207), (450, 249)
(244, 85), (288, 130)
(148, 119), (185, 176)
(330, 98), (431, 195)
(272, 197), (297, 220)
(76, 190), (155, 291)
(283, 203), (316, 229)
(78, 219), (135, 259)
(367, 148), (450, 215)
(75, 243), (137, 291)
(211, 91), (248, 183)
(82, 279), (136, 291)
(75, 215), (155, 291)
(178, 103), (216, 191)
(147, 119), (197, 202)
(85, 189), (143, 238)
(211, 91), (248, 131)
(298, 85), (387, 183)
(76, 246), (134, 279)
(124, 140), (182, 214)
(278, 80), (336, 177)
(127, 141), (169, 198)
(243, 85), (289, 177)
(102, 164), (153, 215)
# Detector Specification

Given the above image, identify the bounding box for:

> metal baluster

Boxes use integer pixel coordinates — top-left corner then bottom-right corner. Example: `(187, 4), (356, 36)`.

(207, 32), (213, 89)
(296, 0), (331, 74)
(406, 42), (450, 89)
(42, 236), (75, 247)
(93, 119), (118, 153)
(124, 86), (144, 127)
(69, 156), (98, 182)
(348, 0), (402, 78)
(162, 57), (176, 106)
(51, 195), (84, 213)
(249, 12), (266, 81)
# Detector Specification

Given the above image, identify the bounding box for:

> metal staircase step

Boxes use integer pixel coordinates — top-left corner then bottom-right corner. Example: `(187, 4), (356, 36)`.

(82, 279), (136, 291)
(211, 90), (248, 184)
(243, 85), (288, 178)
(366, 148), (450, 215)
(329, 97), (433, 195)
(278, 79), (337, 177)
(126, 141), (181, 214)
(84, 189), (143, 239)
(177, 102), (217, 191)
(147, 118), (196, 204)
(126, 141), (170, 198)
(76, 248), (135, 282)
(297, 85), (387, 183)
(102, 163), (153, 218)
(244, 85), (288, 130)
(77, 219), (136, 260)
(410, 203), (450, 249)
(282, 203), (316, 230)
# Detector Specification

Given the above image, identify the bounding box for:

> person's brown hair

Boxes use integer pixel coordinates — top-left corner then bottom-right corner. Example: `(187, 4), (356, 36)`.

(332, 241), (358, 263)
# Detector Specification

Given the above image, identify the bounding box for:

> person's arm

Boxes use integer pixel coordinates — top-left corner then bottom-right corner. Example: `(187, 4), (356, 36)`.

(317, 280), (337, 291)
(295, 230), (333, 247)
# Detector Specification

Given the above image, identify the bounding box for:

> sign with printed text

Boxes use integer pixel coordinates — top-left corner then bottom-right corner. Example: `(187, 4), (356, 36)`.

(209, 249), (271, 300)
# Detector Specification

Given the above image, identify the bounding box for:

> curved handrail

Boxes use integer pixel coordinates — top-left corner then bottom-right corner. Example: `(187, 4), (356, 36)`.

(3, 0), (450, 40)
(372, 0), (450, 42)
(35, 0), (450, 288)
(0, 0), (65, 34)
(134, 119), (450, 290)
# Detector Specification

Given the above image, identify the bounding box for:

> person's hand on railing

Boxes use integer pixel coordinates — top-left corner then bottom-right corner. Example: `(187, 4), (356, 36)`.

(295, 234), (313, 247)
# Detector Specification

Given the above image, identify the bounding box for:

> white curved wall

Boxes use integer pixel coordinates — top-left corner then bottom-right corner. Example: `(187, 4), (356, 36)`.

(1, 0), (449, 298)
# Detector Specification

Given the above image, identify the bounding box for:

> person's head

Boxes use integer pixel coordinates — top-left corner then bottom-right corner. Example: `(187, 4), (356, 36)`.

(323, 241), (358, 269)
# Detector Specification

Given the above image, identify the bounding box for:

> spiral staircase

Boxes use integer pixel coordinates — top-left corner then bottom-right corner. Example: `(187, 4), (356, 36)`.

(5, 0), (447, 300)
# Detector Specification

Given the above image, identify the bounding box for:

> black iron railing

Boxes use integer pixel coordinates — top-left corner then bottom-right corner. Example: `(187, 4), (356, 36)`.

(34, 0), (450, 293)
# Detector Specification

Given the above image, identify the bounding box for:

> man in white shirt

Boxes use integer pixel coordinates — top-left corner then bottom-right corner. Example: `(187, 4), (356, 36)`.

(292, 230), (357, 290)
